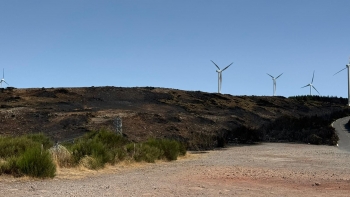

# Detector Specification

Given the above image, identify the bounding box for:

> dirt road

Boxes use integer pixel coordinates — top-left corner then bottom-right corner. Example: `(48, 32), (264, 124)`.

(1, 143), (350, 197)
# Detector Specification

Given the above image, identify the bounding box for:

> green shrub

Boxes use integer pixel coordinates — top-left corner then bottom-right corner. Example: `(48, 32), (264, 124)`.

(90, 129), (128, 148)
(66, 130), (187, 167)
(145, 138), (186, 161)
(16, 146), (56, 178)
(178, 142), (187, 156)
(70, 139), (111, 166)
(69, 129), (128, 168)
(25, 133), (53, 149)
(159, 139), (180, 161)
(0, 133), (56, 178)
(126, 143), (161, 163)
(0, 136), (36, 158)
(112, 147), (127, 164)
(0, 133), (53, 159)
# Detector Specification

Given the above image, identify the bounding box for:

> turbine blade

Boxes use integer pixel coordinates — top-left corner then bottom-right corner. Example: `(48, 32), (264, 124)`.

(267, 73), (274, 78)
(311, 71), (315, 83)
(4, 81), (9, 85)
(301, 84), (309, 88)
(312, 86), (320, 95)
(2, 68), (4, 79)
(211, 60), (220, 70)
(222, 62), (233, 71)
(333, 67), (347, 76)
(276, 73), (283, 79)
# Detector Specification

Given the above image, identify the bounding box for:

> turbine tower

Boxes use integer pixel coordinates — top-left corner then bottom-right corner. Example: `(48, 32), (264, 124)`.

(267, 73), (283, 96)
(334, 58), (350, 106)
(301, 71), (320, 95)
(211, 60), (233, 93)
(0, 69), (9, 88)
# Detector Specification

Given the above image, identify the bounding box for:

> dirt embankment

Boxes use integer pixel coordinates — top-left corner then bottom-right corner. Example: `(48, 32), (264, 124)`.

(1, 143), (349, 196)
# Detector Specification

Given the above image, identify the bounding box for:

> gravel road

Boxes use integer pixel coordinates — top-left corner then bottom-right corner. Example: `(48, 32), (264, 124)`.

(1, 142), (350, 197)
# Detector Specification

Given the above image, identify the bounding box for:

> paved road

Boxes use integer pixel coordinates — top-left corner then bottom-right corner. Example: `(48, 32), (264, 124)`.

(332, 116), (350, 151)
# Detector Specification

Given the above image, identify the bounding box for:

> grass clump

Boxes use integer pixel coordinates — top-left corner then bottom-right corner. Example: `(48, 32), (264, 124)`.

(0, 134), (56, 178)
(16, 146), (56, 178)
(49, 144), (72, 167)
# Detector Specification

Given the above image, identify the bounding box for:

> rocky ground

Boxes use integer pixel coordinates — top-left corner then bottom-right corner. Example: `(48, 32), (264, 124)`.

(1, 143), (350, 197)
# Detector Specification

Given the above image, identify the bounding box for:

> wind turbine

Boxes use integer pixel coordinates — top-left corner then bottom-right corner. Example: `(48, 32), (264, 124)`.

(334, 58), (350, 106)
(0, 69), (9, 88)
(301, 71), (320, 95)
(267, 73), (283, 96)
(211, 60), (233, 93)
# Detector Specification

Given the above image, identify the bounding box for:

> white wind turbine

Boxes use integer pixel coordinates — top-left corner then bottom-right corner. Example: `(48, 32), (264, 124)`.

(301, 71), (320, 95)
(334, 58), (350, 106)
(267, 73), (283, 96)
(0, 69), (9, 88)
(211, 60), (233, 93)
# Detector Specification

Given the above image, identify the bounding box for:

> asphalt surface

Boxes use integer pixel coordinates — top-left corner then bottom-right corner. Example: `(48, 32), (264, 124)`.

(332, 116), (350, 152)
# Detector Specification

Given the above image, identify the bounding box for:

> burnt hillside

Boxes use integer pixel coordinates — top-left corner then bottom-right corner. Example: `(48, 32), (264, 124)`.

(0, 87), (348, 150)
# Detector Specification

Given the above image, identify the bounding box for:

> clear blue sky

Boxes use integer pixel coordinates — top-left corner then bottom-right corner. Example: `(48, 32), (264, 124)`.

(1, 0), (349, 97)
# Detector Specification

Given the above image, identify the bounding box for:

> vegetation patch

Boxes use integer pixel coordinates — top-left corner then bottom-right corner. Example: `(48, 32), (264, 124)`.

(63, 129), (186, 169)
(0, 130), (186, 178)
(0, 133), (56, 178)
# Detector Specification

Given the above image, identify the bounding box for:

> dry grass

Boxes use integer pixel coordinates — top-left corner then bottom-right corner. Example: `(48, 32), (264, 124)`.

(49, 145), (72, 168)
(54, 153), (191, 180)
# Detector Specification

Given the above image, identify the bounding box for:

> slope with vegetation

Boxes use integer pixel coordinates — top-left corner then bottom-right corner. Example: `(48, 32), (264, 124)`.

(0, 87), (349, 150)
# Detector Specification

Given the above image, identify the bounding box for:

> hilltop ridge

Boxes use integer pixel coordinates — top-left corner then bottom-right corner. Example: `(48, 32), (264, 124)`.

(0, 86), (348, 150)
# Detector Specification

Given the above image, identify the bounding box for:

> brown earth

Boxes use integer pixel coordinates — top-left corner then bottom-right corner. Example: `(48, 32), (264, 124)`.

(1, 143), (349, 196)
(0, 86), (346, 149)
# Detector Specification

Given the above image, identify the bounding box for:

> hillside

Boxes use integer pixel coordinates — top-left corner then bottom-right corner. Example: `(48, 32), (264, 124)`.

(0, 86), (348, 150)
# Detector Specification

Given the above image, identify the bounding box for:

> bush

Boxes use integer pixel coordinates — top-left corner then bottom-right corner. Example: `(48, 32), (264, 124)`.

(70, 139), (111, 168)
(64, 130), (187, 168)
(112, 147), (127, 163)
(142, 138), (186, 161)
(126, 143), (162, 163)
(0, 133), (54, 159)
(0, 136), (36, 158)
(25, 133), (53, 149)
(68, 129), (130, 168)
(16, 146), (56, 178)
(0, 134), (56, 178)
